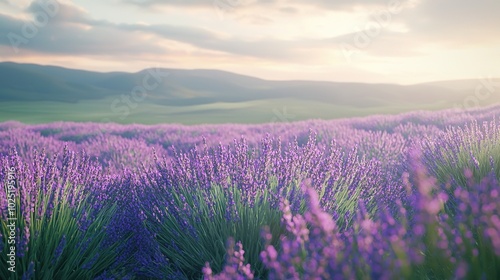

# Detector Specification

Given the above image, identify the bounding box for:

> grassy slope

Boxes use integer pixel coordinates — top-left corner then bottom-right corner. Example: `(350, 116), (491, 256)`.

(0, 97), (456, 125)
(1, 62), (499, 125)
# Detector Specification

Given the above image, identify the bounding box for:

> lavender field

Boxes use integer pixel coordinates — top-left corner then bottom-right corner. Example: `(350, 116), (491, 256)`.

(1, 105), (500, 279)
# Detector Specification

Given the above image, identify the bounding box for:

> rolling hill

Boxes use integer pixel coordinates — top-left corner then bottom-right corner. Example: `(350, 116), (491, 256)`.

(0, 62), (497, 124)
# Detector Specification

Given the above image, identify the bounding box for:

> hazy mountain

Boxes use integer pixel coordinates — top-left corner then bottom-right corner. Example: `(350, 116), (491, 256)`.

(0, 62), (497, 124)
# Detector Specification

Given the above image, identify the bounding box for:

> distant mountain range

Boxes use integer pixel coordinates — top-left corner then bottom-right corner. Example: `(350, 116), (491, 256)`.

(0, 62), (498, 124)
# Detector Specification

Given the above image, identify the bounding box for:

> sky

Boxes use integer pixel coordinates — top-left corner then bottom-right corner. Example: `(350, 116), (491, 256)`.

(0, 0), (499, 85)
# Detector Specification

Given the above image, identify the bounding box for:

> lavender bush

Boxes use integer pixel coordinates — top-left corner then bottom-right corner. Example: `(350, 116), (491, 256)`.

(0, 149), (126, 279)
(219, 153), (500, 279)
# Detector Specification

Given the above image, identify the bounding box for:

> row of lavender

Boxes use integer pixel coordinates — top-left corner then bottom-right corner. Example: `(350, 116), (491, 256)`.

(1, 105), (500, 279)
(1, 104), (499, 170)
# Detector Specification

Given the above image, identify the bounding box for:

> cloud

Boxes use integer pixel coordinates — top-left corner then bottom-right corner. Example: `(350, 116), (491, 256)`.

(340, 0), (500, 46)
(115, 0), (421, 18)
(122, 0), (208, 7)
(0, 3), (166, 56)
(3, 0), (498, 61)
(116, 0), (500, 57)
(114, 22), (303, 60)
(279, 6), (298, 14)
(24, 0), (90, 26)
(290, 0), (399, 11)
(121, 0), (392, 11)
(0, 1), (305, 60)
(1, 0), (499, 84)
(123, 0), (275, 6)
(313, 0), (500, 61)
(399, 0), (500, 46)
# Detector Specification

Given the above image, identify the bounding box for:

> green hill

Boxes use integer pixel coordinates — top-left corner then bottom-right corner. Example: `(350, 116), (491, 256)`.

(0, 62), (497, 124)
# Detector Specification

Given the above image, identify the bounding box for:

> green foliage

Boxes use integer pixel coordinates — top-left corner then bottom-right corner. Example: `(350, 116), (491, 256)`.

(424, 121), (500, 213)
(38, 128), (62, 137)
(433, 136), (500, 186)
(145, 179), (292, 279)
(0, 181), (123, 279)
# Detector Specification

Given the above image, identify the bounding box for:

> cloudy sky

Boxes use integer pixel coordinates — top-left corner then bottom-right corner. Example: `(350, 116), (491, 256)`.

(0, 0), (499, 84)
